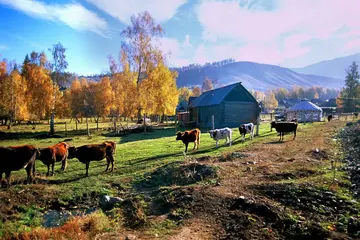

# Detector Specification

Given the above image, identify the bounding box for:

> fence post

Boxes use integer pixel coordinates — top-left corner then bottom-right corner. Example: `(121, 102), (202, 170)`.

(144, 114), (146, 134)
(86, 117), (90, 137)
(75, 120), (78, 131)
(65, 122), (67, 137)
(256, 115), (260, 136)
(212, 115), (215, 130)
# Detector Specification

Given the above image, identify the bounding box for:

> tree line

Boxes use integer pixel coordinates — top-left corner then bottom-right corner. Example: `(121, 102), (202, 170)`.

(171, 59), (236, 72)
(0, 12), (180, 130)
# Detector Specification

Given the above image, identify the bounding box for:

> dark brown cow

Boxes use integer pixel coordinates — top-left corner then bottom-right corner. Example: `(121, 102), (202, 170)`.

(37, 142), (69, 176)
(0, 145), (40, 186)
(176, 128), (201, 153)
(67, 141), (116, 177)
(327, 114), (333, 122)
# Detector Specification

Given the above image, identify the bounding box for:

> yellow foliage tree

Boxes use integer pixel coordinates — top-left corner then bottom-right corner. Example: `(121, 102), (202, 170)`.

(142, 63), (179, 117)
(179, 87), (192, 102)
(94, 77), (114, 120)
(25, 64), (53, 120)
(264, 91), (278, 112)
(10, 69), (29, 121)
(192, 87), (201, 97)
(70, 78), (84, 120)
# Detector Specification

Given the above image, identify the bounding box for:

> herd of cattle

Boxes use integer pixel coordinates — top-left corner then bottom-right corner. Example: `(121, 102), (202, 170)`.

(0, 120), (298, 187)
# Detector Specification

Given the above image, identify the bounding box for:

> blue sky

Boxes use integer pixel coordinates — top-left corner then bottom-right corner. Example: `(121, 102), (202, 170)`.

(0, 0), (360, 75)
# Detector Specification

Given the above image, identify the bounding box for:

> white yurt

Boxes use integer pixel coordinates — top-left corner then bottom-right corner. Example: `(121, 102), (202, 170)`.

(286, 99), (323, 122)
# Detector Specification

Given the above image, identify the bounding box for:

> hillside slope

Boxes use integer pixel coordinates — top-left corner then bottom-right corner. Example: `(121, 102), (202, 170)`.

(291, 53), (360, 79)
(176, 61), (343, 91)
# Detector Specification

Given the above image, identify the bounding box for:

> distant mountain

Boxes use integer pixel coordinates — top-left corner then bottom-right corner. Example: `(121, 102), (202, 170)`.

(291, 53), (360, 79)
(175, 61), (343, 91)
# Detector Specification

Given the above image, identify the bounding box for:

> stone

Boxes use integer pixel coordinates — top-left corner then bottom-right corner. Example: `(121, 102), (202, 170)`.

(100, 195), (124, 210)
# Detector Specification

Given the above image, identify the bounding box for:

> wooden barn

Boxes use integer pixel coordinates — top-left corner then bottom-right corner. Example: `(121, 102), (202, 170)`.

(188, 82), (260, 128)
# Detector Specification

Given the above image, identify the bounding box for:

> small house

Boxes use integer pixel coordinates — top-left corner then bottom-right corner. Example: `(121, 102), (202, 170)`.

(188, 82), (260, 128)
(286, 99), (323, 122)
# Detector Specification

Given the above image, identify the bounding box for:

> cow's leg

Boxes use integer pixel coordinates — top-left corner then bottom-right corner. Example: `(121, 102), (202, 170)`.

(293, 130), (297, 140)
(25, 164), (33, 184)
(216, 140), (219, 148)
(229, 135), (232, 146)
(279, 133), (282, 141)
(63, 158), (67, 171)
(185, 143), (189, 153)
(197, 137), (200, 150)
(5, 171), (11, 187)
(51, 163), (55, 176)
(242, 134), (245, 142)
(0, 172), (3, 187)
(105, 157), (110, 172)
(109, 155), (115, 172)
(46, 165), (50, 177)
(85, 162), (90, 177)
(32, 162), (36, 181)
(193, 142), (196, 150)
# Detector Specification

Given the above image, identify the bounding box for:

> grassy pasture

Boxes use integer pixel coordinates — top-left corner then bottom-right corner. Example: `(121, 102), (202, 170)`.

(0, 120), (317, 200)
(0, 119), (334, 238)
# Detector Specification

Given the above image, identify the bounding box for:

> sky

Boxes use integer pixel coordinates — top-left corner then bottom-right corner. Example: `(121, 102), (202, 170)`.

(0, 0), (360, 75)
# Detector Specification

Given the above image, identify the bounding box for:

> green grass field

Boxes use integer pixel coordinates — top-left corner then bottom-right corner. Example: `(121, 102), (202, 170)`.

(0, 120), (320, 201)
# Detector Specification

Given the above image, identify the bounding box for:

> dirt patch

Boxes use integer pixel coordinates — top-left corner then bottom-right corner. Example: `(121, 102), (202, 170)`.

(264, 169), (322, 181)
(308, 149), (330, 160)
(253, 183), (357, 222)
(137, 162), (217, 189)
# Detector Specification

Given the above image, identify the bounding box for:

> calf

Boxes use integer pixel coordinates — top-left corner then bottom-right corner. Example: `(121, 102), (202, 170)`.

(176, 128), (201, 153)
(238, 123), (254, 142)
(209, 127), (232, 148)
(67, 141), (116, 177)
(270, 121), (298, 141)
(327, 114), (333, 122)
(0, 145), (40, 186)
(37, 142), (69, 176)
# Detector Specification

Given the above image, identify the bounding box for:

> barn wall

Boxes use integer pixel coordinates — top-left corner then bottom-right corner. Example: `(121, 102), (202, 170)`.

(222, 101), (259, 127)
(197, 105), (223, 129)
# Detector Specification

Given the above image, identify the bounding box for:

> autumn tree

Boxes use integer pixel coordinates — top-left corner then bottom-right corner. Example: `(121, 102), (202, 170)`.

(70, 78), (84, 121)
(94, 77), (114, 129)
(141, 63), (179, 121)
(338, 61), (360, 112)
(120, 11), (163, 120)
(274, 88), (288, 101)
(263, 91), (278, 112)
(202, 77), (213, 92)
(0, 60), (9, 122)
(26, 63), (54, 120)
(110, 50), (138, 120)
(48, 42), (69, 134)
(179, 87), (192, 102)
(192, 86), (201, 97)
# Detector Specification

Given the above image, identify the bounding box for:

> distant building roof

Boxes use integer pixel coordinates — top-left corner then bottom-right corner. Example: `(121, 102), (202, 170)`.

(287, 99), (322, 112)
(176, 101), (188, 112)
(189, 82), (252, 108)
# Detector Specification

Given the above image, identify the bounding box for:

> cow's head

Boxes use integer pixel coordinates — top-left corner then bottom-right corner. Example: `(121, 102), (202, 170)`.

(239, 125), (245, 133)
(270, 121), (276, 129)
(209, 130), (217, 139)
(67, 146), (77, 159)
(176, 131), (183, 141)
(35, 148), (41, 158)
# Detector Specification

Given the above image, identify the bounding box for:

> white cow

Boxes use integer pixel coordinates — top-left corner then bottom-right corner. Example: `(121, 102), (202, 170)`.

(209, 127), (232, 148)
(238, 123), (254, 142)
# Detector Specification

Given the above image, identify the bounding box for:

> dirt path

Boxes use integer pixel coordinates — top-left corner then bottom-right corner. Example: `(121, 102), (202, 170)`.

(167, 121), (348, 240)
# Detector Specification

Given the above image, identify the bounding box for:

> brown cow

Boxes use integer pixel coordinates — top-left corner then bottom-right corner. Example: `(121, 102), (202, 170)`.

(0, 145), (40, 186)
(37, 142), (69, 176)
(176, 128), (201, 153)
(67, 141), (116, 177)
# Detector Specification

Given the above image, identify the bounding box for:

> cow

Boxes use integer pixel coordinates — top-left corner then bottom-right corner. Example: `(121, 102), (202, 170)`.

(176, 128), (201, 153)
(0, 145), (40, 186)
(209, 127), (232, 148)
(37, 142), (69, 176)
(327, 114), (333, 122)
(270, 121), (298, 141)
(238, 123), (254, 142)
(354, 113), (359, 118)
(67, 141), (116, 177)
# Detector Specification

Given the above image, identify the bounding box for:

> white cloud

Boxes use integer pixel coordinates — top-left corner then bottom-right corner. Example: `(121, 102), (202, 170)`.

(194, 0), (360, 66)
(86, 0), (187, 24)
(155, 37), (190, 66)
(183, 34), (192, 47)
(0, 0), (108, 37)
(0, 44), (7, 50)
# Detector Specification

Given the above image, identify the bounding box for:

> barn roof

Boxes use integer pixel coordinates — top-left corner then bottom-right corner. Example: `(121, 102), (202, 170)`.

(189, 82), (253, 108)
(287, 99), (322, 112)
